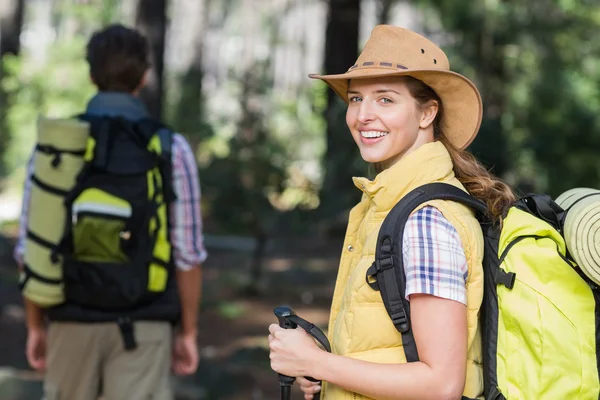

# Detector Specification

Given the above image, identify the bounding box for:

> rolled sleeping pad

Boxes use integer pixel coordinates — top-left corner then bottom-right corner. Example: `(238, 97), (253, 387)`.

(20, 117), (90, 307)
(555, 187), (600, 287)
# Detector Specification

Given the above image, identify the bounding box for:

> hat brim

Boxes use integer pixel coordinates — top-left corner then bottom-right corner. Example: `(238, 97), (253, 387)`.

(309, 68), (483, 150)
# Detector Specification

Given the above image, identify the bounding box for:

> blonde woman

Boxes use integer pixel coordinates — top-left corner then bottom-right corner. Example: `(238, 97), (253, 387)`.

(268, 25), (515, 400)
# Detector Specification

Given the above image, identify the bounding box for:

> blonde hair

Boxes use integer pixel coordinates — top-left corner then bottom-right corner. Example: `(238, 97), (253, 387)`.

(401, 76), (516, 222)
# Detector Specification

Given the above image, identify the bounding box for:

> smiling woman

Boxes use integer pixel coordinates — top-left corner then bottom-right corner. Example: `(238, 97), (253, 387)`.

(345, 77), (437, 170)
(267, 25), (515, 400)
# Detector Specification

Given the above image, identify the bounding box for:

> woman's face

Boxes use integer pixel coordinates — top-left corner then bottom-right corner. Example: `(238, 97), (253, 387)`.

(345, 76), (437, 170)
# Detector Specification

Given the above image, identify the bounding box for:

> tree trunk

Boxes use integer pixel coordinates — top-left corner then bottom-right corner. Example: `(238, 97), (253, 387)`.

(0, 0), (25, 178)
(0, 0), (24, 56)
(467, 1), (510, 177)
(245, 227), (267, 296)
(172, 0), (208, 148)
(319, 0), (361, 223)
(378, 0), (394, 25)
(135, 0), (167, 119)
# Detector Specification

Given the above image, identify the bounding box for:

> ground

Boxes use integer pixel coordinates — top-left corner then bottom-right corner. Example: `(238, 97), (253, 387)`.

(0, 227), (343, 400)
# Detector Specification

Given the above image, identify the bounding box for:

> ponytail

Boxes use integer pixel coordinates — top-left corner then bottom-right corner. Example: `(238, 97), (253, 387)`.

(401, 76), (516, 222)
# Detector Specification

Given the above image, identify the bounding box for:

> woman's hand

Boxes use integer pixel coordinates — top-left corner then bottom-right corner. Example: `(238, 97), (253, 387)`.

(268, 324), (323, 378)
(297, 377), (322, 400)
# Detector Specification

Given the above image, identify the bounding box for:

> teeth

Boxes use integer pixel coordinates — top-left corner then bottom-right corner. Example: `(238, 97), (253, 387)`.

(360, 130), (389, 138)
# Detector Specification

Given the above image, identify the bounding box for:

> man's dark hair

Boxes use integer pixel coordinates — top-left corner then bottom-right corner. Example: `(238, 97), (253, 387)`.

(86, 24), (150, 92)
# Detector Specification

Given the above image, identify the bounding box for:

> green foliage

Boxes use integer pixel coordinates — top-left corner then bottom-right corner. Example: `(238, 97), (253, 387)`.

(195, 60), (327, 235)
(267, 81), (328, 212)
(416, 0), (600, 196)
(1, 0), (123, 182)
(5, 0), (596, 238)
(217, 302), (246, 320)
(54, 0), (118, 27)
(2, 39), (95, 176)
(199, 61), (290, 235)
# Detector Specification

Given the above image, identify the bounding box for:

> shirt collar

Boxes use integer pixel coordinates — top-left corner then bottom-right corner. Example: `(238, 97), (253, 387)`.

(352, 141), (456, 211)
(85, 91), (149, 121)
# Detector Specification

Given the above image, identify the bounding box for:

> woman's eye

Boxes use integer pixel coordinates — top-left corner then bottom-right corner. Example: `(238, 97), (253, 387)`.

(349, 96), (362, 102)
(380, 98), (393, 104)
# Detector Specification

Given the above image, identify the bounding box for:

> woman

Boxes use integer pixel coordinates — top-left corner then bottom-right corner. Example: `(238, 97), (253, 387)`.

(268, 25), (515, 400)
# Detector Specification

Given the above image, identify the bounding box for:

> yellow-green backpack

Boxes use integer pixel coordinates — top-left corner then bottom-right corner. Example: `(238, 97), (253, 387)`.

(366, 182), (600, 399)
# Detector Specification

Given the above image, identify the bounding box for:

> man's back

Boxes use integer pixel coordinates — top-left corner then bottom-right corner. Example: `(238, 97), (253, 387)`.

(16, 24), (206, 400)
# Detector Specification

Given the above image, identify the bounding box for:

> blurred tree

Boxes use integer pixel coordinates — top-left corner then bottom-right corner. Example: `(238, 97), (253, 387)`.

(417, 0), (600, 197)
(135, 0), (167, 119)
(0, 0), (24, 60)
(378, 0), (394, 24)
(3, 0), (122, 180)
(0, 0), (25, 180)
(197, 0), (329, 230)
(169, 0), (212, 151)
(319, 0), (363, 228)
(201, 60), (287, 295)
(416, 0), (511, 181)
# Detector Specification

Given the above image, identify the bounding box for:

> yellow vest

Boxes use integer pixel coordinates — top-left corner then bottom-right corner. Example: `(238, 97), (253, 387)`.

(322, 142), (485, 399)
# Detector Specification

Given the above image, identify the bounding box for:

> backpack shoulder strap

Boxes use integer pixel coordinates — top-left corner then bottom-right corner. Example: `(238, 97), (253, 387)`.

(365, 182), (487, 363)
(514, 194), (566, 233)
(134, 118), (177, 203)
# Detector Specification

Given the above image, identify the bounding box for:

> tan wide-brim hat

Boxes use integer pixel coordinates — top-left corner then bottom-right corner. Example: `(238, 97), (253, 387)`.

(555, 187), (600, 286)
(309, 25), (483, 150)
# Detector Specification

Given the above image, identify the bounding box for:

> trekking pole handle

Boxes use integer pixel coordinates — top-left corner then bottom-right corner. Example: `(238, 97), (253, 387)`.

(274, 306), (298, 395)
(274, 306), (327, 400)
(275, 306), (298, 329)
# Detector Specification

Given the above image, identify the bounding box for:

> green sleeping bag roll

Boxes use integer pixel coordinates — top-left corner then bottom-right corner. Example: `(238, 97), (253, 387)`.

(20, 117), (90, 307)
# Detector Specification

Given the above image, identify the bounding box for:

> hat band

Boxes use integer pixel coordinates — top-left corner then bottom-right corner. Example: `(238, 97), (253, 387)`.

(348, 61), (409, 71)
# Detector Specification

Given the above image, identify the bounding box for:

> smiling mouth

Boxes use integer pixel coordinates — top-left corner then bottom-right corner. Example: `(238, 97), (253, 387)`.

(360, 130), (389, 139)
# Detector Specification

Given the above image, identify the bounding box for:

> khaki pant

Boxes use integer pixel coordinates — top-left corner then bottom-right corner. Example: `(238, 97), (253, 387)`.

(43, 321), (173, 400)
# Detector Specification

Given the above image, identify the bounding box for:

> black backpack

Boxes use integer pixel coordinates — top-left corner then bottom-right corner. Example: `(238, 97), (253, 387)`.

(52, 114), (177, 312)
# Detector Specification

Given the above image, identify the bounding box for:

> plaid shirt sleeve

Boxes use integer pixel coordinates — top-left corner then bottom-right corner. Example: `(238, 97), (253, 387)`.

(13, 151), (35, 265)
(170, 134), (208, 270)
(402, 206), (468, 305)
(13, 135), (208, 271)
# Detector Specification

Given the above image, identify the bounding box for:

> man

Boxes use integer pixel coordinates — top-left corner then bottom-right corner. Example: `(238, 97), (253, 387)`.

(13, 24), (207, 400)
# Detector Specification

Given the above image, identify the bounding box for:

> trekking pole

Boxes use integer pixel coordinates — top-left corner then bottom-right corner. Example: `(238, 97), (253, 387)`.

(274, 306), (297, 400)
(273, 306), (332, 400)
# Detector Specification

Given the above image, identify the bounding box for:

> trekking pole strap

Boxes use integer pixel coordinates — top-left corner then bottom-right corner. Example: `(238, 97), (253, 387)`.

(287, 314), (331, 387)
(287, 315), (331, 353)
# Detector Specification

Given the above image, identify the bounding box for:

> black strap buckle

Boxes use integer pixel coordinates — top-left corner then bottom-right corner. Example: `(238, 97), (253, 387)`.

(365, 255), (395, 290)
(375, 256), (394, 272)
(117, 317), (137, 351)
(495, 268), (516, 289)
(390, 308), (410, 332)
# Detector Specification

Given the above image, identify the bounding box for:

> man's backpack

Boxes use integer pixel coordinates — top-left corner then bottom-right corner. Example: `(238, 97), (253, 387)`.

(366, 182), (600, 399)
(21, 114), (177, 312)
(57, 114), (177, 310)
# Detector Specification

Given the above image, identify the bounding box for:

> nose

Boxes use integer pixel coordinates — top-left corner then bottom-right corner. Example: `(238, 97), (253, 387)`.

(357, 101), (375, 124)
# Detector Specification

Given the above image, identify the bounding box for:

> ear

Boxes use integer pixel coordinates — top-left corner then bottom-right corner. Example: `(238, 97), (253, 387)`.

(132, 69), (150, 95)
(89, 72), (97, 87)
(419, 100), (439, 130)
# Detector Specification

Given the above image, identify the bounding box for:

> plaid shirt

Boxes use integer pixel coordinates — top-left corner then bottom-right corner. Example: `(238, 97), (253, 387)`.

(402, 206), (468, 305)
(14, 133), (207, 271)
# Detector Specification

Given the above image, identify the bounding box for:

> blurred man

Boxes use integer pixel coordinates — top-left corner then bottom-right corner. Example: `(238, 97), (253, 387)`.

(14, 24), (206, 400)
